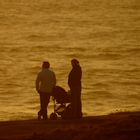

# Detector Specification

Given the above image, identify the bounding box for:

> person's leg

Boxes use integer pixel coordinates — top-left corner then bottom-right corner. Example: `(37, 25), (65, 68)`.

(39, 92), (47, 120)
(71, 88), (77, 119)
(42, 94), (50, 120)
(38, 110), (43, 120)
(38, 93), (45, 120)
(77, 95), (82, 118)
(74, 86), (82, 118)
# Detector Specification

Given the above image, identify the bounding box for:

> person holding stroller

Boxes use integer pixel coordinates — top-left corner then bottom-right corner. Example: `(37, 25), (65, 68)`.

(68, 58), (82, 119)
(36, 61), (56, 120)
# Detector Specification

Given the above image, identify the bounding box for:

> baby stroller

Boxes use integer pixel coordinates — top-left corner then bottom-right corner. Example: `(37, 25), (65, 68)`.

(50, 86), (72, 120)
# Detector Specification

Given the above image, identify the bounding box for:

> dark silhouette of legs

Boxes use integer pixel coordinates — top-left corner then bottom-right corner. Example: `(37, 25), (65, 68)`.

(38, 92), (50, 120)
(71, 86), (82, 119)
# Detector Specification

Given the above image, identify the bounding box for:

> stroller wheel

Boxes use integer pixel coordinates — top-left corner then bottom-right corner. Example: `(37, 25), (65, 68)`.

(50, 113), (58, 120)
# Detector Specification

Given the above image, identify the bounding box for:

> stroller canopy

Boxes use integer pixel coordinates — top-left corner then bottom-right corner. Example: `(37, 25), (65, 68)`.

(52, 86), (71, 104)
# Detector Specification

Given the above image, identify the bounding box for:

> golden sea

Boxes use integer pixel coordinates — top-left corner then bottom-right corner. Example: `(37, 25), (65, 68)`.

(0, 0), (140, 121)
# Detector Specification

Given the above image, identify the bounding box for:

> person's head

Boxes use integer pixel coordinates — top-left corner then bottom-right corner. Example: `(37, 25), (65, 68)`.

(71, 58), (79, 67)
(42, 61), (50, 69)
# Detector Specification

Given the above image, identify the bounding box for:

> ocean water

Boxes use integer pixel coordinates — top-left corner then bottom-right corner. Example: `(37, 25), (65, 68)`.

(0, 0), (140, 121)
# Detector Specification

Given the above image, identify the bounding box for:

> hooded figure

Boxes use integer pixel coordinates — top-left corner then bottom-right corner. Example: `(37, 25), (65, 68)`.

(68, 59), (82, 119)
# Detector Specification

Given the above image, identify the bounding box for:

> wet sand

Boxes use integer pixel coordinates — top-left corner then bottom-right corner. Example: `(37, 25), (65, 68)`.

(0, 111), (140, 140)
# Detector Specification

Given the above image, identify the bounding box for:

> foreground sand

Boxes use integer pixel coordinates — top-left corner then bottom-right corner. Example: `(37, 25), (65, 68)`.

(0, 111), (140, 140)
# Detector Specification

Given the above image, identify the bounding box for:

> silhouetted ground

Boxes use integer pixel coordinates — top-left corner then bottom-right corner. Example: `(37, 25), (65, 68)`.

(0, 111), (140, 140)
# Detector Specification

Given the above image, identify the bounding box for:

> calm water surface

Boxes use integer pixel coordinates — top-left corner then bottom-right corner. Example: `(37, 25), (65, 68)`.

(0, 0), (140, 121)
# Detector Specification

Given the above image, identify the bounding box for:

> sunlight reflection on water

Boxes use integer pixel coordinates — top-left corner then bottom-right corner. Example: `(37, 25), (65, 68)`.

(0, 0), (140, 121)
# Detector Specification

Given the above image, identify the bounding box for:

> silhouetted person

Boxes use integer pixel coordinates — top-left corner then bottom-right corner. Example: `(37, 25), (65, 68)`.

(68, 59), (82, 119)
(36, 61), (56, 120)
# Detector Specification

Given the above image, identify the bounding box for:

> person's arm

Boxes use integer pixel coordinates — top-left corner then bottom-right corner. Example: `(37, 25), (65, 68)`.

(68, 72), (71, 87)
(53, 72), (56, 86)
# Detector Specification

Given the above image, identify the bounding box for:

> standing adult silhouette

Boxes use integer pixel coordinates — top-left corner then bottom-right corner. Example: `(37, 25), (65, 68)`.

(36, 61), (56, 120)
(68, 59), (82, 119)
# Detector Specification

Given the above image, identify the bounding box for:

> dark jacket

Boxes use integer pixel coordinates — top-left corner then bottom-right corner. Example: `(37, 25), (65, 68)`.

(68, 65), (82, 88)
